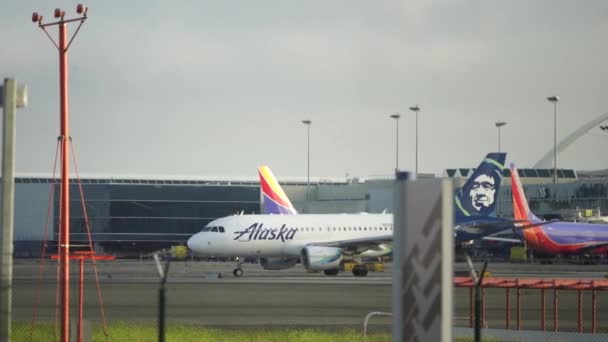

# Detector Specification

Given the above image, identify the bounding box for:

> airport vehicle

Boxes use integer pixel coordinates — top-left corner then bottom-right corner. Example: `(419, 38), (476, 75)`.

(188, 153), (510, 277)
(511, 164), (608, 257)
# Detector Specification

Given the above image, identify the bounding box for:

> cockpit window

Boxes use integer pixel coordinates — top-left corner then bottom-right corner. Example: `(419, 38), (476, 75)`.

(211, 226), (219, 232)
(202, 226), (211, 232)
(219, 226), (225, 233)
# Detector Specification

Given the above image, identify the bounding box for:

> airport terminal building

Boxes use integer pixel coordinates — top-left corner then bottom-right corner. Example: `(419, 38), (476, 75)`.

(7, 168), (608, 257)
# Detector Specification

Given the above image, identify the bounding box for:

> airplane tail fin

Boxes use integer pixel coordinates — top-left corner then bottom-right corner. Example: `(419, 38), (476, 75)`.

(455, 153), (506, 217)
(258, 166), (298, 215)
(510, 163), (542, 223)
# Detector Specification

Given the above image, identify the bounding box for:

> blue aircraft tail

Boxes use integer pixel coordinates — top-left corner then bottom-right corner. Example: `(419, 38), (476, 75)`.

(454, 153), (506, 218)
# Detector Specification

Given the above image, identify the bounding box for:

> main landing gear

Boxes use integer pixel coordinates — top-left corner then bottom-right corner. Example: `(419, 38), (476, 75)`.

(322, 265), (369, 277)
(233, 257), (244, 277)
(352, 265), (368, 277)
(323, 269), (339, 276)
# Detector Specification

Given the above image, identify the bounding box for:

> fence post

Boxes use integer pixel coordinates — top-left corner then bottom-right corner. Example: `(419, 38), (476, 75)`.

(153, 253), (170, 342)
(553, 280), (558, 332)
(469, 287), (473, 328)
(362, 311), (392, 341)
(474, 261), (488, 342)
(516, 279), (521, 330)
(578, 289), (583, 333)
(591, 281), (596, 334)
(505, 288), (510, 329)
(481, 287), (486, 328)
(541, 287), (546, 331)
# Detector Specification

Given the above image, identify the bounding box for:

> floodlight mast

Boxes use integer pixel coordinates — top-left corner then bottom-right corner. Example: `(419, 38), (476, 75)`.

(409, 105), (421, 177)
(546, 96), (559, 184)
(389, 113), (401, 173)
(31, 6), (88, 342)
(495, 121), (507, 152)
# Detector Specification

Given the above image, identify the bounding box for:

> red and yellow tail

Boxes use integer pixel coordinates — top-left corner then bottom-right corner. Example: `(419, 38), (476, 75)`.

(510, 164), (541, 223)
(258, 166), (298, 215)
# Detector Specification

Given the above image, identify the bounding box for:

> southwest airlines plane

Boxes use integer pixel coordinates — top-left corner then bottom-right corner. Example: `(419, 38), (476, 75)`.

(511, 163), (608, 257)
(188, 153), (509, 277)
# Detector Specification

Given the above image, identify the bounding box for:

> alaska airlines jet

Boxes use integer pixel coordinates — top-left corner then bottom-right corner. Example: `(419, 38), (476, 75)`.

(511, 163), (608, 256)
(188, 153), (509, 277)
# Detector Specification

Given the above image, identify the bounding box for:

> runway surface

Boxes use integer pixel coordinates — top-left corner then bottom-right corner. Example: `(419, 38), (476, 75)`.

(10, 259), (608, 333)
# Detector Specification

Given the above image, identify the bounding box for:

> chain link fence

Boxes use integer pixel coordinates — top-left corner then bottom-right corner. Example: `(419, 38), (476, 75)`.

(9, 259), (608, 341)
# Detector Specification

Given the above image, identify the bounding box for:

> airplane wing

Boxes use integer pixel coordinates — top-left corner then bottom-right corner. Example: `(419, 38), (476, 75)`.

(456, 219), (559, 235)
(481, 236), (522, 243)
(455, 219), (527, 233)
(308, 234), (392, 252)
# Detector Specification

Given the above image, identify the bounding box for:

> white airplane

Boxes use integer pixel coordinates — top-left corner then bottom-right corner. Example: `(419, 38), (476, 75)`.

(187, 166), (392, 277)
(187, 212), (393, 277)
(188, 153), (509, 277)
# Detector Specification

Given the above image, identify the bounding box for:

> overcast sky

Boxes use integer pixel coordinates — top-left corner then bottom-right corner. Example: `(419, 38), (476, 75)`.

(2, 1), (607, 180)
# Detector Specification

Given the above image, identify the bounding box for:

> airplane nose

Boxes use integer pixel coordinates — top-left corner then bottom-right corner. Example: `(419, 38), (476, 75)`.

(187, 234), (198, 251)
(187, 236), (193, 250)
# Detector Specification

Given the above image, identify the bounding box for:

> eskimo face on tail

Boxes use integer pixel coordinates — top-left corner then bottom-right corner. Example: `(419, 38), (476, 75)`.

(468, 174), (497, 212)
(455, 153), (506, 217)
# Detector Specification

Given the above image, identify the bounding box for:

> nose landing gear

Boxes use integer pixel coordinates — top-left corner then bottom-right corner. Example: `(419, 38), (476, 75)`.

(233, 257), (244, 277)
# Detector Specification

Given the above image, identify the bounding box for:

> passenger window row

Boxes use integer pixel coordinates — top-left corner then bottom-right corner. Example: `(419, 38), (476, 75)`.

(290, 226), (393, 232)
(200, 225), (393, 233)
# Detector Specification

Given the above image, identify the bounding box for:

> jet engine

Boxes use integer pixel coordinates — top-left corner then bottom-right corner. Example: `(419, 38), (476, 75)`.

(301, 246), (342, 271)
(260, 257), (298, 270)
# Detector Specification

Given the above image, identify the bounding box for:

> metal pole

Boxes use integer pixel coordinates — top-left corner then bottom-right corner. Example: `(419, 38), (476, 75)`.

(553, 101), (557, 184)
(33, 8), (87, 341)
(395, 118), (399, 172)
(505, 288), (510, 329)
(307, 123), (310, 210)
(78, 257), (84, 342)
(474, 261), (488, 342)
(474, 287), (481, 341)
(301, 120), (311, 213)
(159, 286), (165, 342)
(481, 287), (486, 328)
(541, 288), (546, 331)
(553, 281), (558, 332)
(516, 279), (521, 330)
(498, 126), (501, 153)
(495, 121), (506, 153)
(408, 106), (421, 176)
(58, 21), (72, 342)
(469, 287), (473, 328)
(592, 281), (596, 334)
(577, 289), (583, 333)
(389, 113), (400, 173)
(415, 111), (418, 176)
(0, 78), (17, 342)
(154, 253), (170, 342)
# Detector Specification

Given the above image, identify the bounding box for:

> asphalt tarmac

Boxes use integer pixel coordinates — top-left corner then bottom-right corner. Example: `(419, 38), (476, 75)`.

(10, 259), (608, 334)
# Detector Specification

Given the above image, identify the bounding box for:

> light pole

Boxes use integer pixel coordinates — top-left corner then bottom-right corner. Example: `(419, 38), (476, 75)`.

(547, 96), (559, 184)
(495, 121), (506, 152)
(0, 79), (27, 342)
(301, 120), (311, 212)
(389, 113), (400, 173)
(409, 105), (420, 176)
(32, 6), (88, 342)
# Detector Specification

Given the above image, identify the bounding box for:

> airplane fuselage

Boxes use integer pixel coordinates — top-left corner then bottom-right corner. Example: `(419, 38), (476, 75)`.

(521, 221), (608, 255)
(187, 213), (393, 258)
(187, 211), (514, 259)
